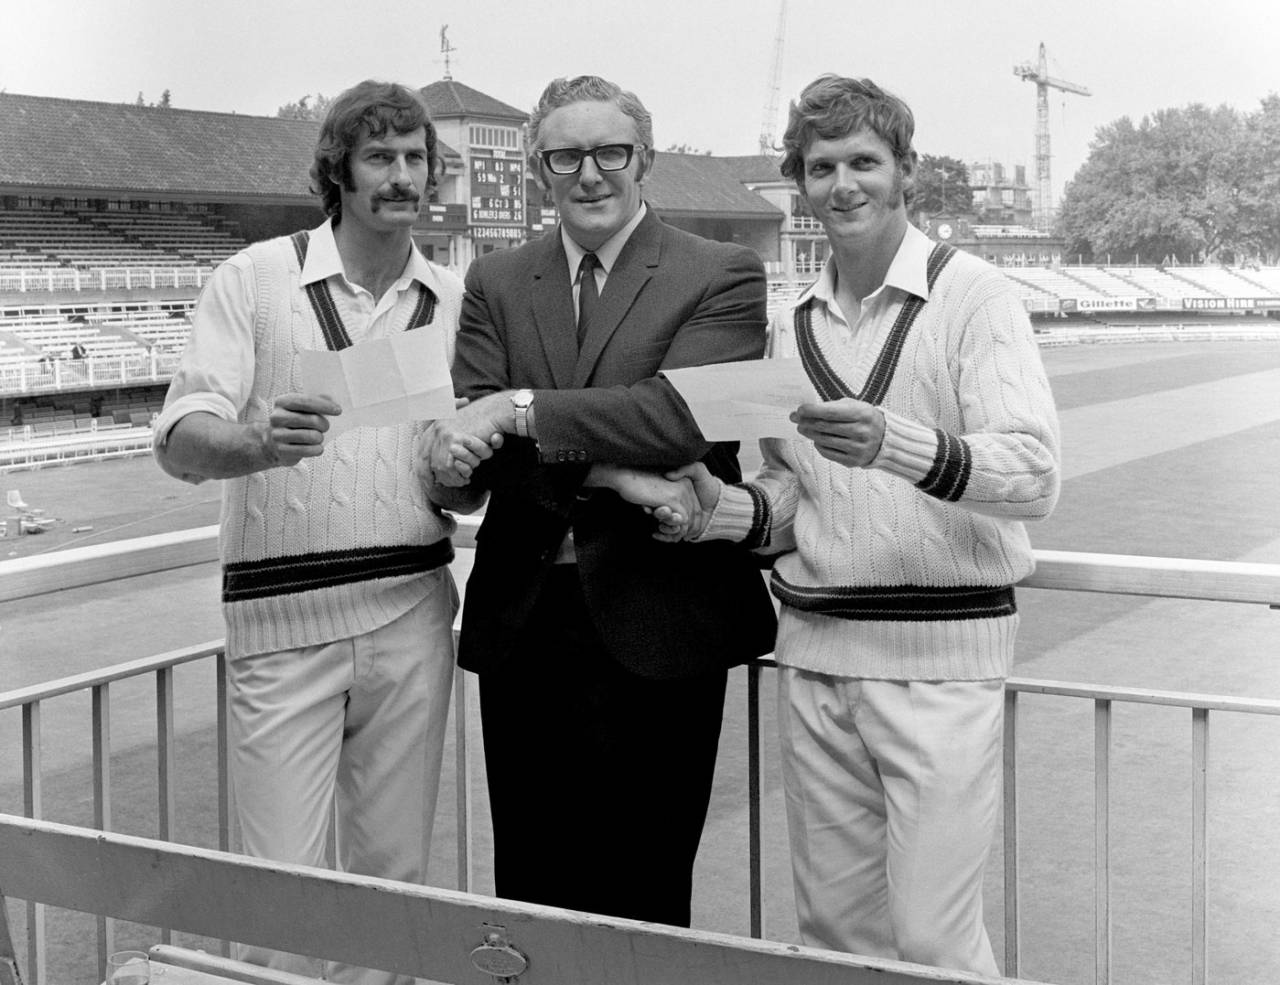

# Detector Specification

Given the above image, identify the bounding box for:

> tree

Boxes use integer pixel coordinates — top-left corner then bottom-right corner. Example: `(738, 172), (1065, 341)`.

(664, 143), (713, 155)
(1059, 103), (1255, 263)
(913, 154), (973, 216)
(1235, 94), (1280, 263)
(276, 94), (334, 121)
(134, 90), (174, 109)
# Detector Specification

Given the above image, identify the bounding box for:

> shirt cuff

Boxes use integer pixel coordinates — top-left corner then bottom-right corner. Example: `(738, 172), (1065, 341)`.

(871, 408), (941, 484)
(151, 393), (241, 486)
(152, 392), (238, 447)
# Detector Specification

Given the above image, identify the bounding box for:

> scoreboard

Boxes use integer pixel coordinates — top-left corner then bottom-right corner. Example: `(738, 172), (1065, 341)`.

(470, 149), (524, 225)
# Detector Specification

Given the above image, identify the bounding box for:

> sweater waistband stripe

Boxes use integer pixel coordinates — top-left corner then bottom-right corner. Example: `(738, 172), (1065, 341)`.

(770, 574), (1016, 621)
(223, 541), (454, 602)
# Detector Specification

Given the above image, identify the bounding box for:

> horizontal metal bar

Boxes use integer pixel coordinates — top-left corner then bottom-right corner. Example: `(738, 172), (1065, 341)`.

(6, 652), (1277, 723)
(0, 641), (224, 711)
(0, 524), (219, 603)
(3, 520), (1276, 608)
(1005, 677), (1280, 716)
(1022, 549), (1280, 605)
(0, 517), (484, 603)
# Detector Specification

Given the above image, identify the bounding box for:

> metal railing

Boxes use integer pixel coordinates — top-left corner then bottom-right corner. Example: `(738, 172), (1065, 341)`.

(2, 527), (1278, 984)
(0, 350), (183, 395)
(1, 424), (154, 471)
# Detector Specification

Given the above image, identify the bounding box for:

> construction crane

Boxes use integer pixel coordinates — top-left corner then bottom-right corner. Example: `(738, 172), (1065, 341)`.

(1014, 42), (1089, 230)
(758, 0), (788, 155)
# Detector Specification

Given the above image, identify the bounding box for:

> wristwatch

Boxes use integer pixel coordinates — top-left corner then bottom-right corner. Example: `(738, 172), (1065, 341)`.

(511, 389), (535, 438)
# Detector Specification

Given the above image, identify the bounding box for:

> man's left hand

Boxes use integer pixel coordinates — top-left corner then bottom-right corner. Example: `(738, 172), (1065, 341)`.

(792, 398), (885, 468)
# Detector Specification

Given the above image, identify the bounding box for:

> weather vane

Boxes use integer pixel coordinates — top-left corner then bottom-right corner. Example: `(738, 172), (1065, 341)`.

(440, 25), (457, 80)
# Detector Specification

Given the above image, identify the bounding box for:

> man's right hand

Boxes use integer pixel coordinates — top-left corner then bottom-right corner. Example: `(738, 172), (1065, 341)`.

(588, 464), (712, 543)
(423, 394), (509, 487)
(257, 393), (342, 467)
(661, 462), (723, 540)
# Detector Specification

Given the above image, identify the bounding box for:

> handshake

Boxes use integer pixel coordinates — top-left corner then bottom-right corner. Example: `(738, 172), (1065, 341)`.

(590, 462), (722, 542)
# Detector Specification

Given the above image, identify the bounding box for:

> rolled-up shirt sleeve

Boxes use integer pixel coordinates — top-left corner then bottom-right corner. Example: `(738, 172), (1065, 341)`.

(152, 254), (257, 469)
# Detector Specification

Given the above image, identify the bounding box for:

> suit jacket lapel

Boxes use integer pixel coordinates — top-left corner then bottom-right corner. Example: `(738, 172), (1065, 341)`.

(572, 210), (660, 387)
(530, 234), (578, 389)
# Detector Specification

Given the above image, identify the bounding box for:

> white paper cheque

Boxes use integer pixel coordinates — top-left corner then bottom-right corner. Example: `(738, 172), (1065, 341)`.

(297, 326), (455, 442)
(661, 358), (818, 441)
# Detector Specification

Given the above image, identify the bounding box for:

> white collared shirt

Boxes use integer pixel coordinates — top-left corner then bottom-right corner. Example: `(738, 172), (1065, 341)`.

(560, 202), (648, 317)
(298, 217), (443, 343)
(798, 223), (933, 352)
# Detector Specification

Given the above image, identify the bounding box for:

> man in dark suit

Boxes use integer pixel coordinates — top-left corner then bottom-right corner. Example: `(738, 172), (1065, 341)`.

(422, 75), (777, 927)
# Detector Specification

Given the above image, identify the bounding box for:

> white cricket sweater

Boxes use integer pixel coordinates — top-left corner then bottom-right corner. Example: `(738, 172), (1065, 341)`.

(215, 231), (461, 657)
(702, 239), (1061, 681)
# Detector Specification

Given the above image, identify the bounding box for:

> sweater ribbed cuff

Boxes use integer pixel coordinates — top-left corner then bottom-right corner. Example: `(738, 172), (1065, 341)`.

(694, 482), (757, 542)
(872, 409), (940, 484)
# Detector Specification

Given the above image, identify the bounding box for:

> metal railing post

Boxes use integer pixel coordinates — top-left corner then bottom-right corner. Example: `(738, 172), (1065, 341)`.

(1191, 708), (1210, 985)
(22, 702), (46, 985)
(1094, 699), (1112, 985)
(748, 661), (765, 939)
(91, 683), (113, 977)
(1002, 687), (1021, 978)
(156, 667), (176, 946)
(454, 666), (472, 894)
(215, 651), (232, 957)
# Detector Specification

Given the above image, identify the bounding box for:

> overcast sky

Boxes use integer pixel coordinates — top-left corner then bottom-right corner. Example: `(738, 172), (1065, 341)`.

(6, 0), (1277, 205)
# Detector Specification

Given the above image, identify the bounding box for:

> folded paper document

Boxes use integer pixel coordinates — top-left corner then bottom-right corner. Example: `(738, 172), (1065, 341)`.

(297, 326), (455, 442)
(661, 358), (818, 441)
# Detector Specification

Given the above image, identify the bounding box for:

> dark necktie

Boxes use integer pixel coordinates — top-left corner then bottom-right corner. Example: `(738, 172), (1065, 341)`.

(577, 252), (600, 347)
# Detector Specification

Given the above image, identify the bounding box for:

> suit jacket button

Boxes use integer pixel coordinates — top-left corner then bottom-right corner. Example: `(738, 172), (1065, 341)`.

(556, 450), (567, 462)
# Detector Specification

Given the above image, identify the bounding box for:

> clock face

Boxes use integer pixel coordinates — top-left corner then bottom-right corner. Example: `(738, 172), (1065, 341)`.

(937, 222), (953, 240)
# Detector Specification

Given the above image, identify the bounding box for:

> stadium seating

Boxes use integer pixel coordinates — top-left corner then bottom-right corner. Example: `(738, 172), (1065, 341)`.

(0, 207), (248, 272)
(1060, 266), (1141, 296)
(1169, 265), (1275, 296)
(2, 197), (1278, 425)
(765, 279), (806, 315)
(1245, 267), (1280, 293)
(0, 300), (196, 371)
(1104, 266), (1202, 300)
(1008, 268), (1111, 301)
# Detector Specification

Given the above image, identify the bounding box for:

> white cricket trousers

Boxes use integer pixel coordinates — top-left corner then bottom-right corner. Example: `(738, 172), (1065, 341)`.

(778, 667), (1003, 976)
(228, 571), (457, 985)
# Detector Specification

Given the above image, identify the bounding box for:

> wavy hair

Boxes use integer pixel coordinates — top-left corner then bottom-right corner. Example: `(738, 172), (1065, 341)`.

(309, 80), (440, 219)
(526, 75), (653, 157)
(780, 75), (916, 204)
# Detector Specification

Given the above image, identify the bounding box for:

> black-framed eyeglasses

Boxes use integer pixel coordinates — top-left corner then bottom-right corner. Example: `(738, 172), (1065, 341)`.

(538, 143), (643, 175)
